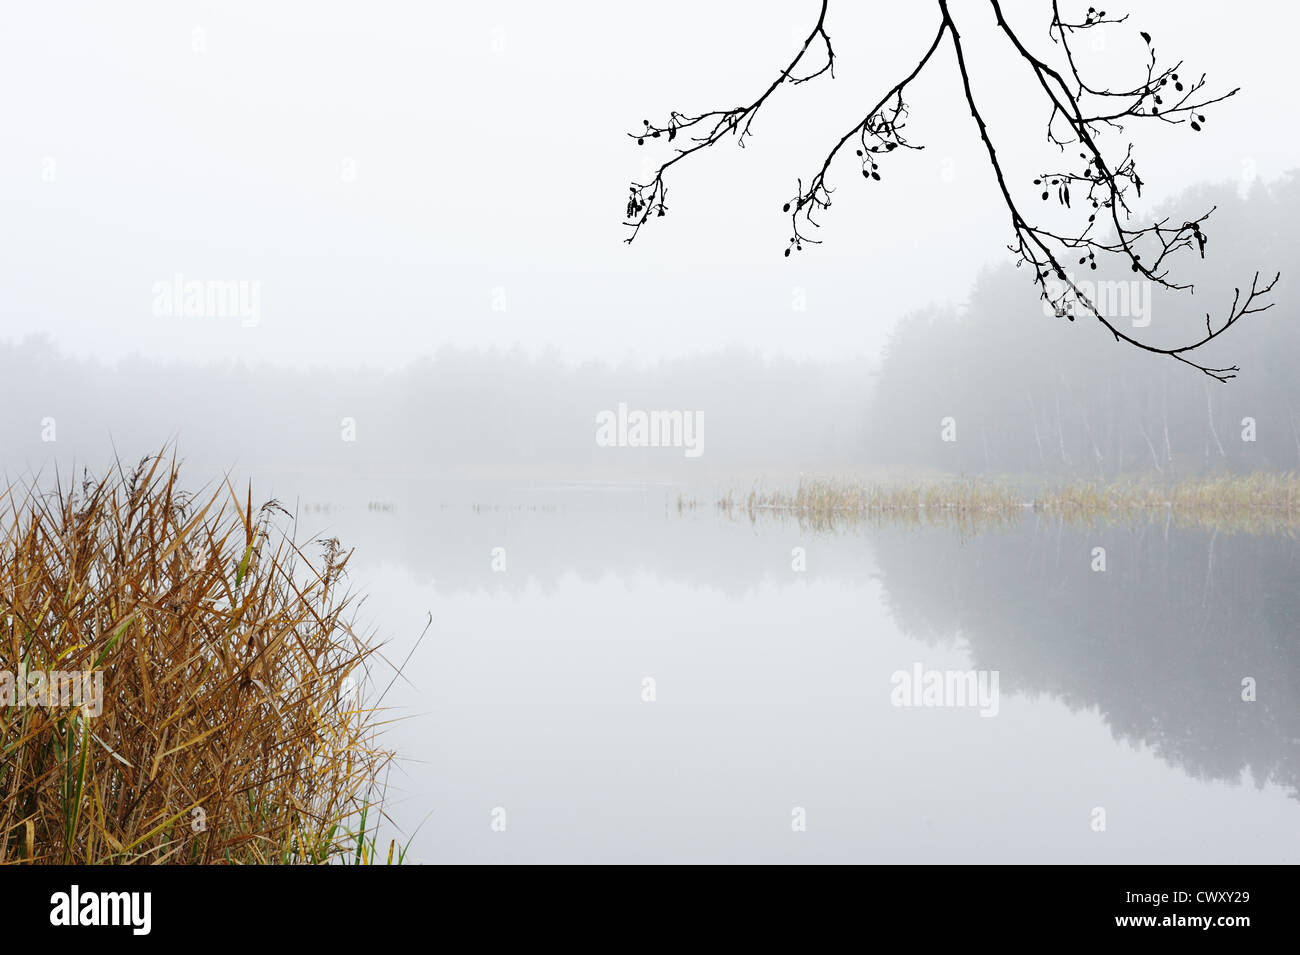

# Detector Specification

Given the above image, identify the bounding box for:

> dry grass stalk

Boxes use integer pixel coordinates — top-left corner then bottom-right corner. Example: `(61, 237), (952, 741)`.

(718, 474), (1300, 535)
(0, 454), (399, 864)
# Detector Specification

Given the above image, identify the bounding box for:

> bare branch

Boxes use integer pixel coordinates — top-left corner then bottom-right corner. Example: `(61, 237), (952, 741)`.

(623, 0), (836, 243)
(622, 0), (1279, 380)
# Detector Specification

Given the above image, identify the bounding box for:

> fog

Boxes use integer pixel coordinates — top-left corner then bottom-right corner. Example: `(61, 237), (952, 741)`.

(0, 341), (874, 482)
(2, 0), (1297, 378)
(3, 2), (1299, 868)
(3, 171), (1295, 483)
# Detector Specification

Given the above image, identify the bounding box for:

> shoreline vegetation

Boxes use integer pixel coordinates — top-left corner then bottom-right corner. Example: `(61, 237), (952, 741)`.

(697, 474), (1300, 534)
(0, 455), (404, 864)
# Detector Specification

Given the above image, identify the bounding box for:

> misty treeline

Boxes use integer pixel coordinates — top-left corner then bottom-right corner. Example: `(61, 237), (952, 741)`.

(868, 173), (1298, 477)
(0, 343), (871, 481)
(2, 173), (1293, 483)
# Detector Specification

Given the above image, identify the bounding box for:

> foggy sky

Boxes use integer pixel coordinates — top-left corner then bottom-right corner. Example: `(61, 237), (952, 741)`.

(2, 0), (1295, 370)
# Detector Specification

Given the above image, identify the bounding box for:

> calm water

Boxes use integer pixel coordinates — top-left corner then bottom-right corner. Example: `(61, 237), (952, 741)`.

(257, 473), (1300, 864)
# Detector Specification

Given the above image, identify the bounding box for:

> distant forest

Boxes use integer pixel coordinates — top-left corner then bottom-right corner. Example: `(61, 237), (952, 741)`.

(868, 173), (1298, 477)
(1, 174), (1294, 482)
(0, 343), (873, 481)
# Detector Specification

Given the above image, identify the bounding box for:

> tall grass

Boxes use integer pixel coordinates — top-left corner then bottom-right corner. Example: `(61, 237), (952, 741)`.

(718, 474), (1300, 534)
(0, 454), (399, 864)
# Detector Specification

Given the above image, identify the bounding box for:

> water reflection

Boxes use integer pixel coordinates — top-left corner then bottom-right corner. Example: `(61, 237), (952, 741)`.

(259, 474), (1300, 861)
(868, 518), (1300, 800)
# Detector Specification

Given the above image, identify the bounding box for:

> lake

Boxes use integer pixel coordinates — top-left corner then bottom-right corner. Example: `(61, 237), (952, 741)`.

(257, 472), (1300, 864)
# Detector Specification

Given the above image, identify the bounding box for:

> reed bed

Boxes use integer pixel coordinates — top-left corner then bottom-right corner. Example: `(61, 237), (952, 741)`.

(716, 474), (1300, 535)
(0, 455), (400, 864)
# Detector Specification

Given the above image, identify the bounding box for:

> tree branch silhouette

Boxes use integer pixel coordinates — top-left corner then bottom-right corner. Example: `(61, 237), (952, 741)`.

(623, 0), (835, 244)
(623, 0), (1278, 382)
